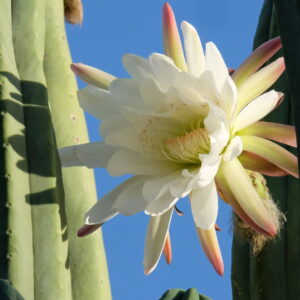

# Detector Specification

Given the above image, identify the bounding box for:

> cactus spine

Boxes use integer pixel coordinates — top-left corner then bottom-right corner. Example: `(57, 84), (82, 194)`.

(231, 1), (300, 299)
(0, 1), (111, 299)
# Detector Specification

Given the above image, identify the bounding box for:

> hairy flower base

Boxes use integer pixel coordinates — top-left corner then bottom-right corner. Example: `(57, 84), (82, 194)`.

(234, 171), (286, 254)
(60, 3), (298, 276)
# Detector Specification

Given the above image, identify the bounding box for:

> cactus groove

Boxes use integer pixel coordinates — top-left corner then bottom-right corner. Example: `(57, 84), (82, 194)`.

(0, 0), (111, 299)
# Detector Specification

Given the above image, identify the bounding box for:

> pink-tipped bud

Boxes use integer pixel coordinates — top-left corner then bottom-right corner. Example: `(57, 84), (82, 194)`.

(233, 36), (282, 86)
(162, 3), (187, 71)
(71, 63), (115, 89)
(77, 223), (102, 237)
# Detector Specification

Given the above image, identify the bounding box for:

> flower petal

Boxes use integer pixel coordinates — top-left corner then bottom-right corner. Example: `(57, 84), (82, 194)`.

(219, 158), (277, 236)
(145, 191), (178, 216)
(241, 135), (299, 178)
(237, 57), (285, 110)
(122, 54), (153, 79)
(149, 53), (181, 93)
(190, 181), (218, 230)
(163, 231), (172, 265)
(143, 170), (183, 202)
(84, 176), (141, 225)
(215, 171), (272, 236)
(107, 149), (179, 176)
(109, 78), (145, 109)
(59, 142), (119, 168)
(238, 151), (289, 177)
(221, 76), (238, 118)
(181, 21), (205, 77)
(205, 42), (229, 94)
(196, 227), (224, 276)
(71, 63), (116, 89)
(162, 3), (187, 71)
(239, 121), (297, 147)
(144, 207), (173, 275)
(233, 90), (282, 132)
(78, 86), (119, 120)
(116, 176), (149, 215)
(232, 37), (282, 86)
(223, 136), (243, 162)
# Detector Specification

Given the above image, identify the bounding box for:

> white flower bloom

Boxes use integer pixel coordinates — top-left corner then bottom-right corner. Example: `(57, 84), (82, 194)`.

(60, 3), (298, 276)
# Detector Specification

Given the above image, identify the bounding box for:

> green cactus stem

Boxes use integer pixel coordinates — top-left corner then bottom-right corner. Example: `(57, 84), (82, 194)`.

(231, 1), (300, 299)
(0, 1), (34, 299)
(159, 288), (212, 300)
(43, 0), (112, 299)
(0, 0), (111, 299)
(12, 0), (72, 299)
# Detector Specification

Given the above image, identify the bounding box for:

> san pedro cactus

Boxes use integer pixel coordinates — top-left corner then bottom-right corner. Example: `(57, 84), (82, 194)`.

(0, 1), (111, 299)
(231, 1), (300, 299)
(159, 288), (212, 300)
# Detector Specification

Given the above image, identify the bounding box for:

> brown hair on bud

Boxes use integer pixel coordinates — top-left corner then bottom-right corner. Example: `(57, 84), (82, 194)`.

(64, 0), (83, 25)
(234, 171), (286, 254)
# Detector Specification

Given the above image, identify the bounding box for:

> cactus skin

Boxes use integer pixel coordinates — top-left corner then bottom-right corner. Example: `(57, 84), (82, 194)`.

(0, 1), (34, 299)
(0, 280), (25, 300)
(231, 1), (300, 299)
(43, 0), (112, 299)
(159, 288), (212, 300)
(0, 1), (111, 299)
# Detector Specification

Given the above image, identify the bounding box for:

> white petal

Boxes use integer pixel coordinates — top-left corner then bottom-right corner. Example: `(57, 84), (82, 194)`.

(143, 170), (183, 202)
(100, 115), (129, 138)
(181, 21), (205, 77)
(221, 76), (238, 118)
(116, 176), (149, 215)
(190, 181), (218, 229)
(143, 208), (173, 275)
(223, 136), (243, 162)
(149, 53), (181, 93)
(122, 54), (153, 79)
(59, 142), (119, 168)
(145, 191), (178, 216)
(197, 155), (222, 188)
(109, 78), (145, 109)
(233, 90), (280, 132)
(107, 149), (179, 176)
(84, 177), (142, 225)
(78, 86), (118, 119)
(204, 104), (230, 155)
(104, 127), (141, 152)
(205, 42), (229, 93)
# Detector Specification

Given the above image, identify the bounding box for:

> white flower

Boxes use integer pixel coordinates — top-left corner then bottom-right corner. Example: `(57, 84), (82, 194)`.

(60, 3), (298, 276)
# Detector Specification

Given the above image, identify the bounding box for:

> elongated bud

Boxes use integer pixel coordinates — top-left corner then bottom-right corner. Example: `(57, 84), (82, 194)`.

(163, 3), (187, 71)
(71, 63), (116, 89)
(196, 227), (224, 276)
(232, 37), (282, 86)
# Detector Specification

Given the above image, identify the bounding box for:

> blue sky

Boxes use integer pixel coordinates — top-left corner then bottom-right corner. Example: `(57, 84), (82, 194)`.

(66, 1), (263, 299)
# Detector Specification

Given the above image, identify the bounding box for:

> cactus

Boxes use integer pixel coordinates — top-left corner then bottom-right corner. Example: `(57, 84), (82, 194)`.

(0, 280), (25, 300)
(231, 1), (300, 299)
(0, 1), (111, 299)
(159, 288), (212, 300)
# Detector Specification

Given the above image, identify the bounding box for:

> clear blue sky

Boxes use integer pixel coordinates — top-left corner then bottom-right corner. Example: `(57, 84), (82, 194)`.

(66, 1), (263, 299)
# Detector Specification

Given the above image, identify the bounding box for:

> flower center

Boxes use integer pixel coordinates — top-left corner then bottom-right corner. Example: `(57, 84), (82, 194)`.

(163, 128), (210, 164)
